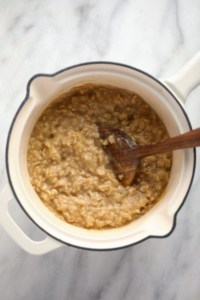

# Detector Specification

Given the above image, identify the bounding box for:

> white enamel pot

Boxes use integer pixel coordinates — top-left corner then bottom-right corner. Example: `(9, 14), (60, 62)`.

(1, 53), (200, 255)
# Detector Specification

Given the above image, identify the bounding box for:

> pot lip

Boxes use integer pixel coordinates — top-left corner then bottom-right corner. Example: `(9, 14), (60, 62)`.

(5, 61), (196, 251)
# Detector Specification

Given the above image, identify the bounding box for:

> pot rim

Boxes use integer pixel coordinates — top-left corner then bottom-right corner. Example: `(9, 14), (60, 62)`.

(5, 61), (196, 251)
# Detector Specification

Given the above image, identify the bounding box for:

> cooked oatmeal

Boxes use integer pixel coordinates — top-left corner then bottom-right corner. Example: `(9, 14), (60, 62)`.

(27, 84), (172, 229)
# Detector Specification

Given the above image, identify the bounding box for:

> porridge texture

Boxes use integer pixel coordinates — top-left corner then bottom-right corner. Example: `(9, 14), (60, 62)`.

(27, 84), (172, 229)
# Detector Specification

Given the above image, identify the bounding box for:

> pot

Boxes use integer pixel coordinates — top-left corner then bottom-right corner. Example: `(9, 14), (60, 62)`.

(0, 53), (200, 255)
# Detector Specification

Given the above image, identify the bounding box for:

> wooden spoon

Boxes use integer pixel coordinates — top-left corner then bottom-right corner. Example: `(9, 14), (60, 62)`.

(98, 126), (200, 187)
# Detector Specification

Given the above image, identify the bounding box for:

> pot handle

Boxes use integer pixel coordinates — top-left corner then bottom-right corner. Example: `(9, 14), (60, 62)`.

(0, 185), (63, 255)
(163, 51), (200, 103)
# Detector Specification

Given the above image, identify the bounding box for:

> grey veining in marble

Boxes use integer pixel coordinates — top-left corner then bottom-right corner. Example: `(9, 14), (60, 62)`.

(1, 0), (200, 299)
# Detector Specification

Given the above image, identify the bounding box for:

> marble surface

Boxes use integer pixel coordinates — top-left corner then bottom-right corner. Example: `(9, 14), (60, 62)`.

(1, 0), (200, 299)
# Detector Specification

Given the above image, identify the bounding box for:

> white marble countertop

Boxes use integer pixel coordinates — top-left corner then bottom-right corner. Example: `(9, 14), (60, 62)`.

(1, 1), (200, 299)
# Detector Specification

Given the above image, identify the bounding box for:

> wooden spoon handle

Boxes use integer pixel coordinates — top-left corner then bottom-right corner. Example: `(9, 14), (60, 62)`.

(134, 127), (200, 158)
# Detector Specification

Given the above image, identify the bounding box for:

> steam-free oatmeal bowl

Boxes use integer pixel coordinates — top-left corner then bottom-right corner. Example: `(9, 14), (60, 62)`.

(0, 53), (200, 255)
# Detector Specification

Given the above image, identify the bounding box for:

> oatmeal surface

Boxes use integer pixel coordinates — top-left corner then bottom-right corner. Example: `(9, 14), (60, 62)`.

(27, 84), (172, 229)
